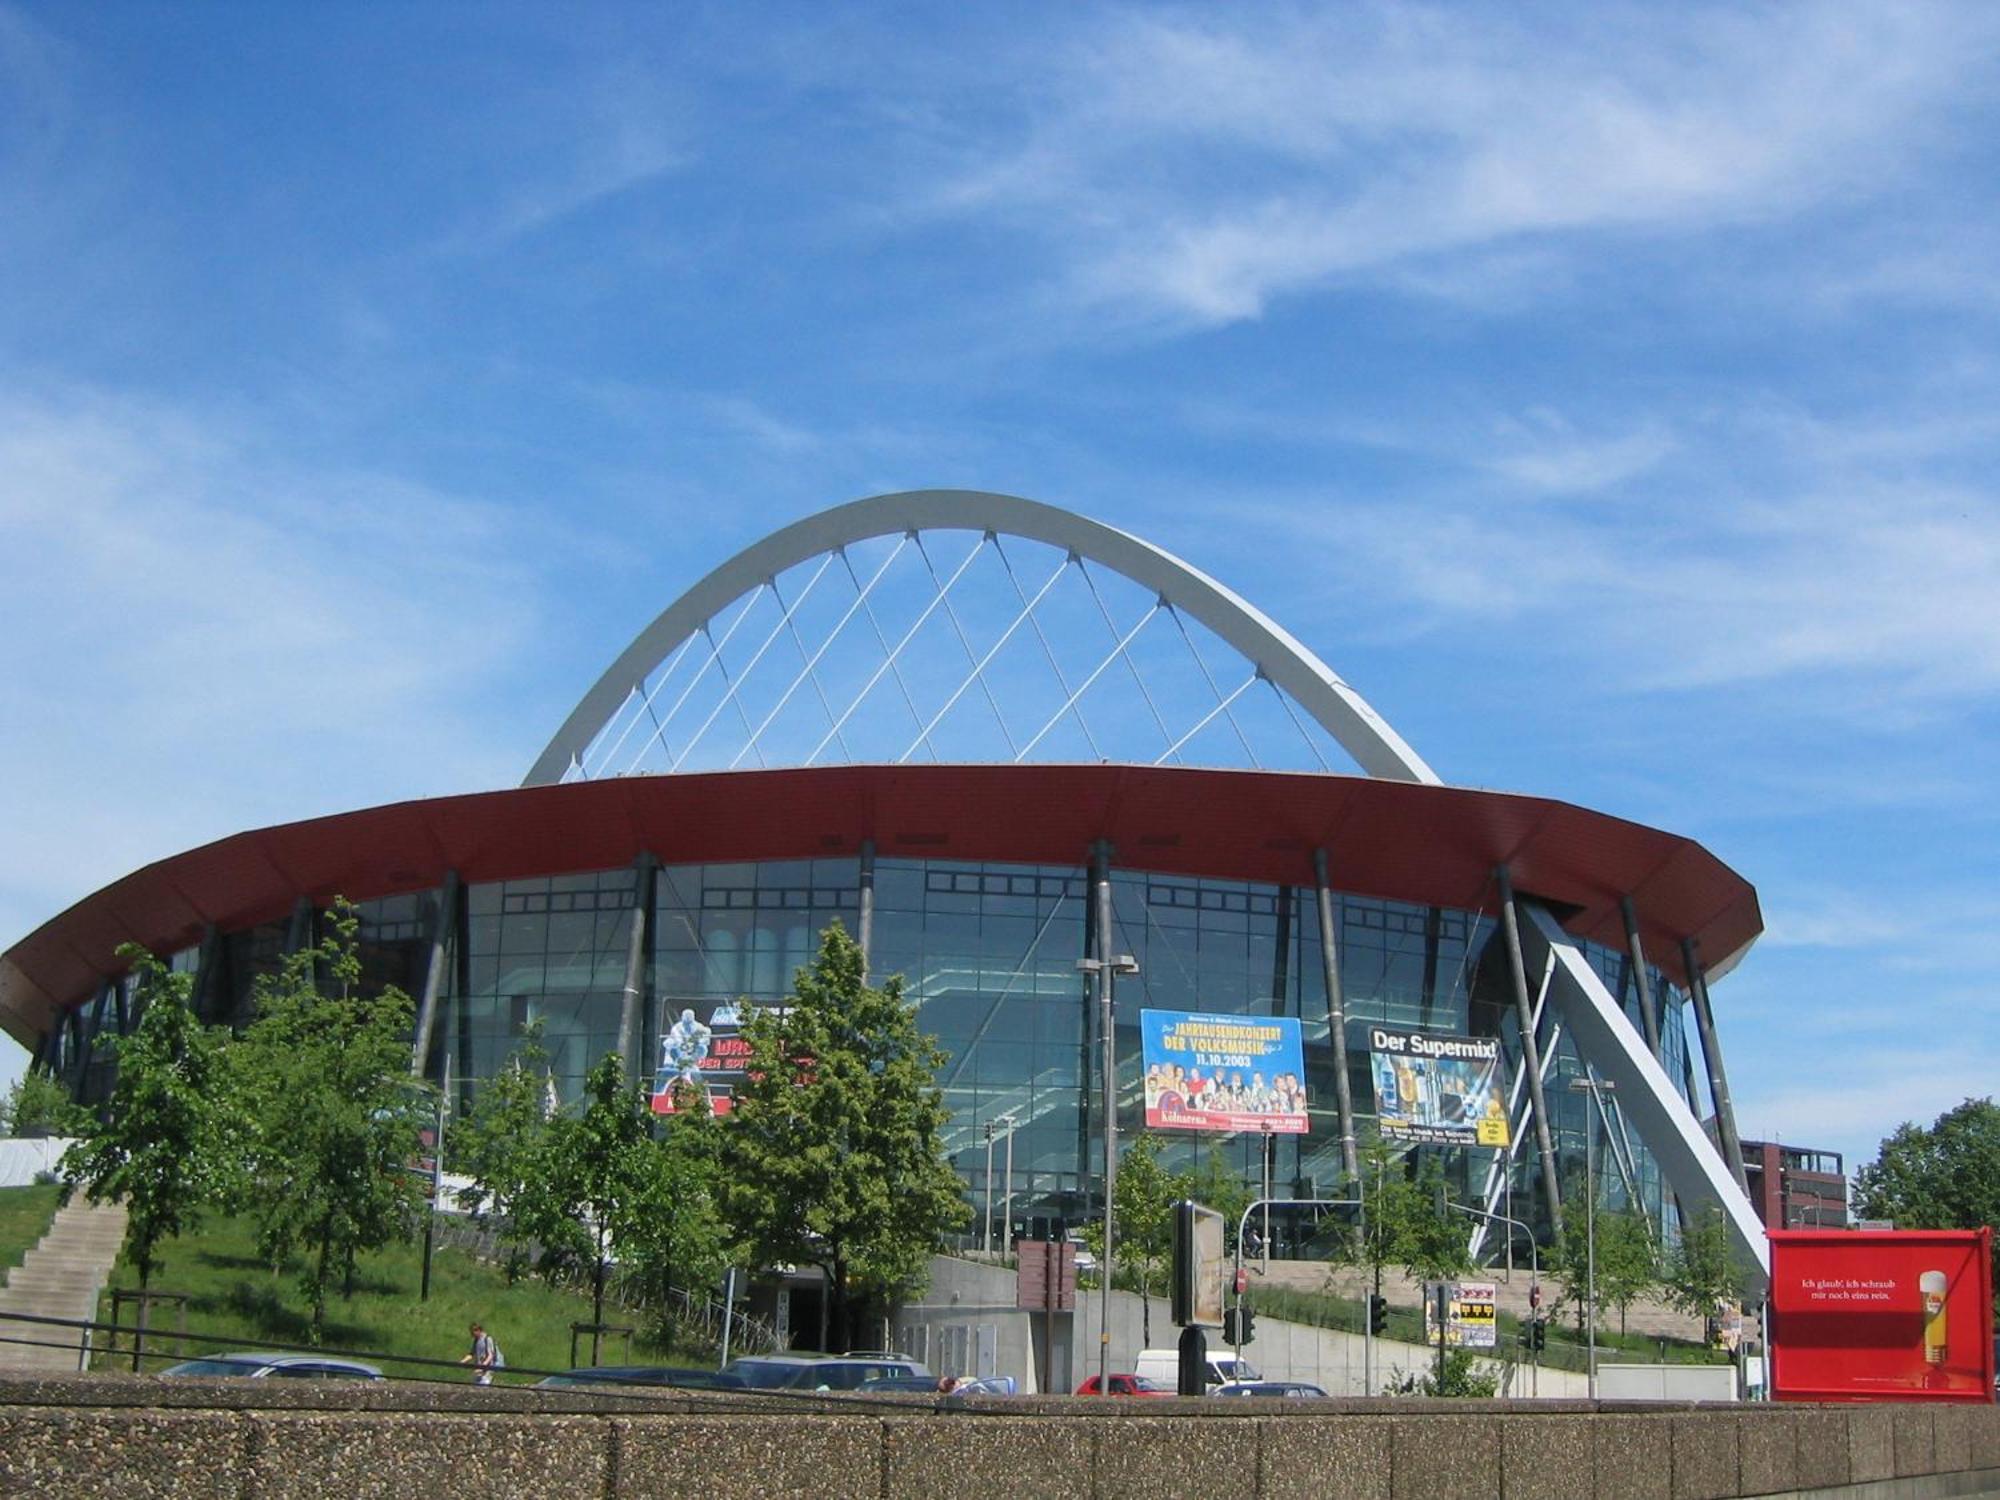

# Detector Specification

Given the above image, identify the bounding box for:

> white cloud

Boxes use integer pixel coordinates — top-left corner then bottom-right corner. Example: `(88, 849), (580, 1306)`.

(0, 384), (536, 947)
(921, 2), (1988, 324)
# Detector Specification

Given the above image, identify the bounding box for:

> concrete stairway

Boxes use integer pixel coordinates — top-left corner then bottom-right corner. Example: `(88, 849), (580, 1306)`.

(0, 1198), (128, 1374)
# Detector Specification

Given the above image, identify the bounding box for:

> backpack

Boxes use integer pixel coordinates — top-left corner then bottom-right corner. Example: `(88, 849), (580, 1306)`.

(491, 1341), (505, 1369)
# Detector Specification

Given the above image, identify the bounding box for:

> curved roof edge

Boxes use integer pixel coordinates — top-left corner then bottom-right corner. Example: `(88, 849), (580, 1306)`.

(525, 489), (1440, 787)
(1, 763), (1759, 1050)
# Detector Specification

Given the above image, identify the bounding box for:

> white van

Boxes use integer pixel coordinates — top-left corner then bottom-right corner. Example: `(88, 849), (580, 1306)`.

(1133, 1348), (1261, 1392)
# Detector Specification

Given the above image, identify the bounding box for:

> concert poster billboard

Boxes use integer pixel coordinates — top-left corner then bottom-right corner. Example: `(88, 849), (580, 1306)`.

(1768, 1228), (1995, 1403)
(1367, 1026), (1511, 1147)
(1140, 1009), (1309, 1135)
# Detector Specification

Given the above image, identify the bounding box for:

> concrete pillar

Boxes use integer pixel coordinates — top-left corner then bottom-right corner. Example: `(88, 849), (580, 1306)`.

(1682, 937), (1751, 1197)
(857, 839), (876, 981)
(1619, 896), (1663, 1060)
(617, 856), (656, 1083)
(410, 872), (461, 1078)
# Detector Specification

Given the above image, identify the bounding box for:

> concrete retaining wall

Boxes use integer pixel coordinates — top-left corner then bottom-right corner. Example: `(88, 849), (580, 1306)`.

(2, 1376), (1997, 1499)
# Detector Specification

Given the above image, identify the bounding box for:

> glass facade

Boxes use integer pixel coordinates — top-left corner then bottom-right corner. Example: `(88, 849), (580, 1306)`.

(56, 848), (1708, 1259)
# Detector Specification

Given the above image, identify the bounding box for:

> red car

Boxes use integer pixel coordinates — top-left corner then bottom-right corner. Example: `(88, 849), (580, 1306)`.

(1074, 1373), (1172, 1397)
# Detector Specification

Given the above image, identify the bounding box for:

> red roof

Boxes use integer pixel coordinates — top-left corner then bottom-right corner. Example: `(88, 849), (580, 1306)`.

(0, 764), (1760, 1046)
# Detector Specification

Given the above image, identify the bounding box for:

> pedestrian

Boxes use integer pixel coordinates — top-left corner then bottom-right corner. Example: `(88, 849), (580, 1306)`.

(460, 1322), (501, 1385)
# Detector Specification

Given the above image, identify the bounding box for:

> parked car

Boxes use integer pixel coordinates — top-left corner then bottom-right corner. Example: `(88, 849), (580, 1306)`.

(535, 1366), (745, 1390)
(723, 1353), (930, 1391)
(1073, 1373), (1172, 1396)
(1213, 1380), (1328, 1398)
(161, 1352), (382, 1380)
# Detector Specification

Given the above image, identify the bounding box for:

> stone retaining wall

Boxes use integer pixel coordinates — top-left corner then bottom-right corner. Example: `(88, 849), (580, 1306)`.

(1, 1376), (1995, 1499)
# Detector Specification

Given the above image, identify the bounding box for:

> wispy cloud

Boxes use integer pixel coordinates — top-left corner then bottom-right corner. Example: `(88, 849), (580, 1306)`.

(0, 384), (534, 943)
(916, 2), (1989, 325)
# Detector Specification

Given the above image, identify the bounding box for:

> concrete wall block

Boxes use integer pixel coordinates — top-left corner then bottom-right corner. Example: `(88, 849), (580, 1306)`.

(1969, 1406), (2000, 1470)
(0, 1406), (246, 1499)
(1930, 1404), (1973, 1472)
(1667, 1412), (1739, 1500)
(1262, 1416), (1392, 1500)
(1388, 1413), (1500, 1500)
(1846, 1405), (1895, 1483)
(247, 1412), (606, 1500)
(1790, 1406), (1851, 1490)
(1497, 1413), (1593, 1500)
(1890, 1403), (1937, 1477)
(1094, 1415), (1247, 1500)
(883, 1415), (1092, 1500)
(1733, 1412), (1796, 1497)
(616, 1415), (879, 1500)
(1590, 1414), (1670, 1500)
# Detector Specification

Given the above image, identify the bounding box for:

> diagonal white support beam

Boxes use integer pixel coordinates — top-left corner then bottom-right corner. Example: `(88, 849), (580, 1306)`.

(898, 552), (1068, 764)
(994, 539), (1104, 760)
(837, 541), (932, 758)
(1522, 902), (1768, 1287)
(669, 554), (836, 773)
(728, 544), (904, 770)
(1079, 560), (1177, 759)
(805, 533), (989, 766)
(589, 632), (698, 778)
(1168, 606), (1262, 767)
(914, 533), (1020, 759)
(612, 587), (766, 777)
(1151, 670), (1260, 766)
(1015, 601), (1163, 761)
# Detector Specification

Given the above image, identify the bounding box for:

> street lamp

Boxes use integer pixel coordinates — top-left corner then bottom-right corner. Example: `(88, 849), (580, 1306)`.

(981, 1111), (1018, 1255)
(1077, 952), (1139, 1394)
(1568, 1072), (1617, 1400)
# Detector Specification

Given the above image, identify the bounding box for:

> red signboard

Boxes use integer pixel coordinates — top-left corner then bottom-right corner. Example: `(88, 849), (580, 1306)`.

(1769, 1228), (1995, 1403)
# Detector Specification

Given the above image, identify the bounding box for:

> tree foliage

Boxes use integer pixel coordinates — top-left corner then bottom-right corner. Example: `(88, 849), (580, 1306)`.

(230, 902), (430, 1341)
(1855, 1097), (2000, 1293)
(720, 922), (967, 1351)
(513, 1052), (665, 1338)
(1329, 1135), (1472, 1291)
(1661, 1205), (1751, 1323)
(3, 1070), (89, 1139)
(455, 1021), (555, 1279)
(61, 949), (239, 1290)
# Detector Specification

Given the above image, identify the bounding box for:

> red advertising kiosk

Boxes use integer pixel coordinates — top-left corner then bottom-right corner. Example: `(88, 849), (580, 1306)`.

(1768, 1228), (1995, 1403)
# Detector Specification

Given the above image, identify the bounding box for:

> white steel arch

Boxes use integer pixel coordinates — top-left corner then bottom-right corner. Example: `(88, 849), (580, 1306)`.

(526, 489), (1440, 787)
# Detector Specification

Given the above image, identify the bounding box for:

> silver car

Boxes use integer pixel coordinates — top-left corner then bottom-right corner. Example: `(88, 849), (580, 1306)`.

(161, 1352), (383, 1380)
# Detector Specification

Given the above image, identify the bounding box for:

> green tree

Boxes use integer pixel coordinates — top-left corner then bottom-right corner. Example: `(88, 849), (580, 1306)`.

(1327, 1135), (1470, 1304)
(1596, 1209), (1661, 1337)
(455, 1022), (554, 1279)
(230, 902), (431, 1341)
(1855, 1097), (2000, 1295)
(61, 949), (239, 1291)
(1077, 1133), (1180, 1345)
(513, 1052), (663, 1347)
(720, 922), (967, 1351)
(1662, 1204), (1751, 1325)
(621, 1082), (732, 1340)
(3, 1070), (88, 1139)
(1396, 1156), (1474, 1284)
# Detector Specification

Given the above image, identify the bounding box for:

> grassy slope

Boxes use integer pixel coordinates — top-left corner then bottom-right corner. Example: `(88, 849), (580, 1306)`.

(0, 1184), (64, 1278)
(93, 1213), (712, 1385)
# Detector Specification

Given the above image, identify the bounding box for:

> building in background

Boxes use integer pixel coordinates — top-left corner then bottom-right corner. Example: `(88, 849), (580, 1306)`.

(1742, 1139), (1848, 1229)
(0, 490), (1770, 1278)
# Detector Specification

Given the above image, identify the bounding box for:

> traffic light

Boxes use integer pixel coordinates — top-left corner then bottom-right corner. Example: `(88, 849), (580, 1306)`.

(1223, 1307), (1240, 1343)
(1368, 1294), (1389, 1335)
(1238, 1304), (1255, 1344)
(1530, 1318), (1547, 1352)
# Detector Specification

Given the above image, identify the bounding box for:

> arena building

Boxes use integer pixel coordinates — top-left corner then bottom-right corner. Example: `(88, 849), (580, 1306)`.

(0, 491), (1769, 1277)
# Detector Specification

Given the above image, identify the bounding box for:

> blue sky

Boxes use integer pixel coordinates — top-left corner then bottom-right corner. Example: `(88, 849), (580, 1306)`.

(2, 2), (1996, 1174)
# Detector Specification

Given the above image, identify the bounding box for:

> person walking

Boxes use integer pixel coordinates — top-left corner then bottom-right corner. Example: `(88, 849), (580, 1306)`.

(460, 1322), (501, 1385)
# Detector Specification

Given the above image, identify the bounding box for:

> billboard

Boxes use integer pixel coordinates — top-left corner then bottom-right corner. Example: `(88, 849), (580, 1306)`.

(1141, 1010), (1308, 1134)
(1171, 1200), (1229, 1329)
(1367, 1027), (1510, 1147)
(1768, 1228), (1996, 1403)
(1422, 1280), (1498, 1348)
(651, 1001), (755, 1116)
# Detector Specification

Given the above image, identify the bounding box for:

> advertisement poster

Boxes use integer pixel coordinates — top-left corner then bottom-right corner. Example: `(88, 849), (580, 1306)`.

(1423, 1280), (1499, 1349)
(1768, 1228), (1996, 1403)
(651, 1001), (754, 1116)
(1367, 1027), (1511, 1147)
(1141, 1010), (1309, 1134)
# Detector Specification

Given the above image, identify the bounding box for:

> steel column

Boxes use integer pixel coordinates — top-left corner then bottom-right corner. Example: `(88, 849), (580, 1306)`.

(1311, 849), (1361, 1184)
(189, 925), (223, 1026)
(1682, 937), (1751, 1196)
(857, 838), (876, 980)
(410, 872), (460, 1079)
(1620, 896), (1662, 1059)
(1091, 840), (1116, 1392)
(617, 855), (655, 1083)
(1497, 866), (1563, 1230)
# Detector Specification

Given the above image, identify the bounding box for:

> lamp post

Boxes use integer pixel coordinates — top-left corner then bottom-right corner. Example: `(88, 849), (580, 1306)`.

(998, 1111), (1018, 1254)
(1568, 1072), (1617, 1400)
(1077, 952), (1139, 1394)
(982, 1119), (998, 1255)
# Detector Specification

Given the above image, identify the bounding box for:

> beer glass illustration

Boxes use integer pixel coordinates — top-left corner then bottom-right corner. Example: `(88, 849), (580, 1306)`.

(1920, 1270), (1948, 1365)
